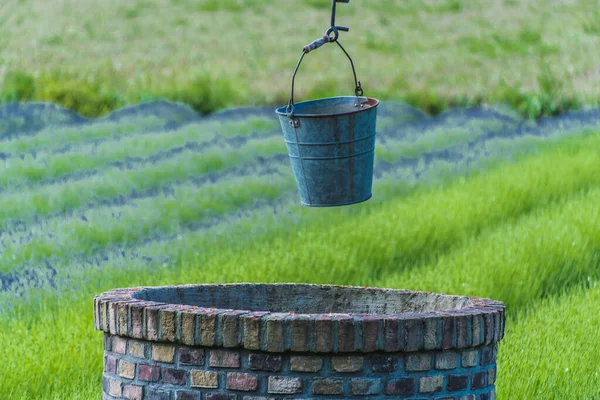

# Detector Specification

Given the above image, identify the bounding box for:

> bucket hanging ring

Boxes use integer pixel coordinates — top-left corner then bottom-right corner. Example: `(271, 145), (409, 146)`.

(326, 26), (340, 42)
(287, 39), (363, 118)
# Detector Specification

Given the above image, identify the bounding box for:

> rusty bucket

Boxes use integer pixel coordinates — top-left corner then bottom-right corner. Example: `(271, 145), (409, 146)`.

(276, 95), (378, 207)
(275, 24), (379, 207)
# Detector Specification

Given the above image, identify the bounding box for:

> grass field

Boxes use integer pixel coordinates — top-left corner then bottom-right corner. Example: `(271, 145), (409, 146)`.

(0, 99), (599, 399)
(1, 0), (600, 118)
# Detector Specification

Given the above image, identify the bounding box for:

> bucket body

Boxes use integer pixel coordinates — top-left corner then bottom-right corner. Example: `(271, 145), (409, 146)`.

(276, 96), (379, 207)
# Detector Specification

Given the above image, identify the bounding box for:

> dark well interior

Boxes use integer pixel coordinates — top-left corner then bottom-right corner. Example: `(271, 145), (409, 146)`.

(132, 284), (473, 314)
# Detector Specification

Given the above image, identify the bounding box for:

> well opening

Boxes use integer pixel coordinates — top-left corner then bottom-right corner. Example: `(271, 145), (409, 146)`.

(132, 283), (474, 314)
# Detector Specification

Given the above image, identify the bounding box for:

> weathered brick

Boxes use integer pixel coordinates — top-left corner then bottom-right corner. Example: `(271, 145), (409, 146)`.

(179, 348), (204, 366)
(472, 371), (487, 389)
(190, 370), (219, 388)
(242, 312), (268, 350)
(268, 376), (302, 394)
(419, 375), (443, 393)
(152, 344), (175, 363)
(147, 388), (170, 400)
(210, 350), (241, 368)
(241, 398), (276, 400)
(500, 311), (506, 341)
(493, 311), (501, 343)
(109, 303), (117, 335)
(181, 312), (196, 346)
(265, 313), (286, 352)
(472, 314), (484, 346)
(332, 356), (364, 372)
(351, 378), (381, 395)
(94, 297), (101, 331)
(109, 379), (122, 397)
(483, 311), (494, 345)
(119, 360), (136, 379)
(118, 303), (129, 336)
(290, 356), (322, 372)
(145, 306), (160, 341)
(128, 341), (146, 359)
(383, 317), (399, 352)
(336, 314), (355, 352)
(315, 315), (333, 352)
(175, 391), (201, 400)
(405, 317), (423, 352)
(456, 315), (472, 349)
(206, 394), (236, 400)
(97, 300), (106, 332)
(482, 345), (494, 365)
(447, 375), (469, 392)
(312, 378), (343, 395)
(160, 308), (177, 342)
(442, 315), (456, 349)
(435, 351), (458, 370)
(361, 316), (379, 352)
(102, 375), (110, 393)
(201, 311), (218, 346)
(405, 353), (432, 372)
(163, 368), (187, 385)
(130, 303), (144, 338)
(227, 372), (259, 391)
(462, 349), (479, 367)
(489, 366), (497, 384)
(123, 384), (143, 400)
(102, 301), (111, 332)
(386, 377), (415, 396)
(370, 355), (397, 372)
(112, 336), (127, 354)
(423, 316), (441, 350)
(290, 315), (309, 351)
(222, 311), (246, 348)
(104, 333), (112, 352)
(138, 364), (160, 382)
(105, 355), (117, 375)
(248, 353), (282, 372)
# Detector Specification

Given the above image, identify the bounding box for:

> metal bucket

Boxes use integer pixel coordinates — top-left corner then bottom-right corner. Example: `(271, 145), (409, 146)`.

(276, 96), (378, 206)
(276, 27), (379, 207)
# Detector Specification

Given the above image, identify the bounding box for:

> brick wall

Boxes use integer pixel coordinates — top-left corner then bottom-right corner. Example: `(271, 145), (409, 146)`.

(95, 284), (505, 400)
(101, 333), (498, 400)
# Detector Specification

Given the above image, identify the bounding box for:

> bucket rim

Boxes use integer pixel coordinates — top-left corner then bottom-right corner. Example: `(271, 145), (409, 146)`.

(275, 96), (379, 118)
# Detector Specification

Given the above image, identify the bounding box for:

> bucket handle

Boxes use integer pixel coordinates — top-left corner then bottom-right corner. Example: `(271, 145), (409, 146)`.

(286, 38), (364, 118)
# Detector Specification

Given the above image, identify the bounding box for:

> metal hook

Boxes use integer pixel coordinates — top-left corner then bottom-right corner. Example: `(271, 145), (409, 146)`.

(329, 0), (350, 42)
(331, 0), (350, 31)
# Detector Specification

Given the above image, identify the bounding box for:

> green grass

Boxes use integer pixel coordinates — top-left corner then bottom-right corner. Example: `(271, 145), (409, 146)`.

(0, 117), (279, 189)
(0, 169), (294, 275)
(1, 123), (600, 399)
(499, 283), (600, 398)
(0, 0), (598, 118)
(376, 118), (509, 161)
(0, 135), (288, 230)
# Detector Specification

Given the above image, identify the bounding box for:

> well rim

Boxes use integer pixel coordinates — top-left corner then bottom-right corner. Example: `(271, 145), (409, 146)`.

(94, 283), (505, 354)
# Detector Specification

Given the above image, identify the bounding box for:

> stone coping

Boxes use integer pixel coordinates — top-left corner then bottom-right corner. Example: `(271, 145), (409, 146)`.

(94, 284), (505, 354)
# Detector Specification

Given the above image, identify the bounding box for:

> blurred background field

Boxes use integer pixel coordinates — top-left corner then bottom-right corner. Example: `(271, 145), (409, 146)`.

(1, 0), (600, 118)
(1, 100), (599, 399)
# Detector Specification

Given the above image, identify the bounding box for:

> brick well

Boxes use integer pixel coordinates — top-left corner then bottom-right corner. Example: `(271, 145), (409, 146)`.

(95, 284), (505, 400)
